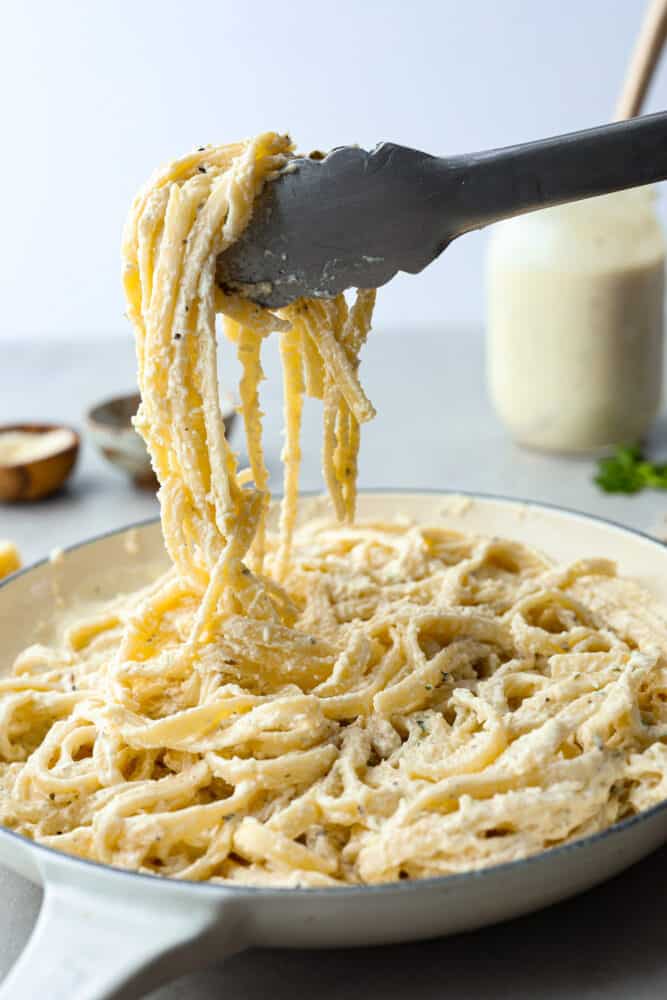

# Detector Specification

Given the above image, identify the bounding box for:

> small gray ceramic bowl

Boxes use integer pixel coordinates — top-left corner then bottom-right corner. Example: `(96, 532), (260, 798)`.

(87, 392), (237, 490)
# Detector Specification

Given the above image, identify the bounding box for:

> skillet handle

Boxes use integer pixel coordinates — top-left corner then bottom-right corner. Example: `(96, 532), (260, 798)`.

(0, 874), (245, 1000)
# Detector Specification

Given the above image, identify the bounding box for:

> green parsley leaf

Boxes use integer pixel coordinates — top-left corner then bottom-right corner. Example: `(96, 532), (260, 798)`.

(595, 446), (667, 494)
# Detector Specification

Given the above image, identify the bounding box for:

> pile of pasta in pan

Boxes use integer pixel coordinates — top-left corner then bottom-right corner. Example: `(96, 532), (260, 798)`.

(1, 134), (667, 886)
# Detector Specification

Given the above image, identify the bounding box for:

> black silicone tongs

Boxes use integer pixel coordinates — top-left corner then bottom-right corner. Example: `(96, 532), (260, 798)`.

(216, 111), (667, 308)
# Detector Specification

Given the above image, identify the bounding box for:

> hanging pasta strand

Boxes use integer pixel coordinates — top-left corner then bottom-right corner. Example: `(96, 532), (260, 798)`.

(322, 375), (346, 522)
(334, 400), (353, 520)
(300, 318), (325, 399)
(300, 299), (375, 425)
(234, 322), (270, 572)
(343, 409), (361, 520)
(338, 289), (376, 520)
(307, 292), (375, 525)
(276, 324), (305, 578)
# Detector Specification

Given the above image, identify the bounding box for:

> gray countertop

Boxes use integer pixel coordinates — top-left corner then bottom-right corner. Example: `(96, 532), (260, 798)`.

(2, 328), (667, 998)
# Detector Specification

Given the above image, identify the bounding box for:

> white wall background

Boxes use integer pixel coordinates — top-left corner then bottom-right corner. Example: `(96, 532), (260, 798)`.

(1, 0), (665, 340)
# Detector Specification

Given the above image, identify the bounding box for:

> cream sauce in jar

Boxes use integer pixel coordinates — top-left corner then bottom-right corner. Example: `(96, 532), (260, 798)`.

(486, 188), (666, 453)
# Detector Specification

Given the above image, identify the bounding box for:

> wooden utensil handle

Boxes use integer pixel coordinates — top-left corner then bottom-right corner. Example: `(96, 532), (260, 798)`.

(615, 0), (667, 120)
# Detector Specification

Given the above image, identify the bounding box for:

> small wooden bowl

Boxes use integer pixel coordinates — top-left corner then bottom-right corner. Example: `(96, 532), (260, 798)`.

(87, 392), (237, 490)
(0, 424), (80, 503)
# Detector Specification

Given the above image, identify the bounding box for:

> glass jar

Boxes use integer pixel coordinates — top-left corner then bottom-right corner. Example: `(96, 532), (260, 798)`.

(486, 188), (666, 454)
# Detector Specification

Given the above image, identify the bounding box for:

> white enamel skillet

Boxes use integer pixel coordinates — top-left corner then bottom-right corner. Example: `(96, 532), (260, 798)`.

(2, 491), (667, 1000)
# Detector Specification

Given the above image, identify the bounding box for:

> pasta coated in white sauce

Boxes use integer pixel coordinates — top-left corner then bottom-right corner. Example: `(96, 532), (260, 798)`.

(2, 136), (667, 886)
